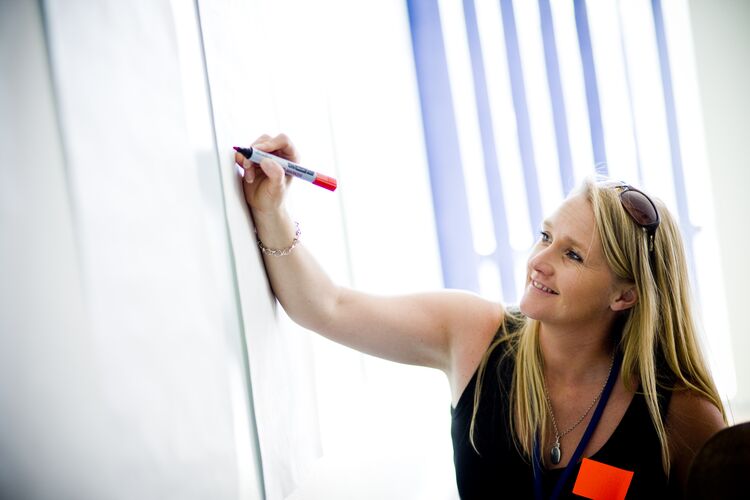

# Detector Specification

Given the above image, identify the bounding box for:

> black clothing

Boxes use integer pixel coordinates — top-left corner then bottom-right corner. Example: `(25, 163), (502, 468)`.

(451, 326), (673, 499)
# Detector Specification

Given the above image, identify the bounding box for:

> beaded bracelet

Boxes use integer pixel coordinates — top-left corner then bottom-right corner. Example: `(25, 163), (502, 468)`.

(257, 221), (301, 257)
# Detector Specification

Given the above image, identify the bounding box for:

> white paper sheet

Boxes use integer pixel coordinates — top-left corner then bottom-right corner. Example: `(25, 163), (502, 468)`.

(195, 1), (322, 498)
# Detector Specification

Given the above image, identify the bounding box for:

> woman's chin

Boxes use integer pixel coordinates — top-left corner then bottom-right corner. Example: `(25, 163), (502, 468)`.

(520, 292), (552, 322)
(518, 296), (536, 319)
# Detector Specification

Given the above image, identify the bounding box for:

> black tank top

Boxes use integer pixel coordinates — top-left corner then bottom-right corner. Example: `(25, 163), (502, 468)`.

(451, 327), (674, 499)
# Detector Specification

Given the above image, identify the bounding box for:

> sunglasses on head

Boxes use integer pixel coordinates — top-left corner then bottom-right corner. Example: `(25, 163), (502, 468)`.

(614, 184), (660, 251)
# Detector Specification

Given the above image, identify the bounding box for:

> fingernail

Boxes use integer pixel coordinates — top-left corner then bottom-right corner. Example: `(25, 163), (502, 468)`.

(254, 142), (268, 150)
(245, 172), (253, 184)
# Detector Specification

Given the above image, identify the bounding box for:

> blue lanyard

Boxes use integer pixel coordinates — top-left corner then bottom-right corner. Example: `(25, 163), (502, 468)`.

(533, 351), (623, 500)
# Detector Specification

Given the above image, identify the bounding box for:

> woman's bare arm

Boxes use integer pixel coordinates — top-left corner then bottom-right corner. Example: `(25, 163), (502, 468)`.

(240, 134), (503, 378)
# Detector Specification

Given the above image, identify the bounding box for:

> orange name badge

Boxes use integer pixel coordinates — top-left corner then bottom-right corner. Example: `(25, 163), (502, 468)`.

(572, 458), (634, 500)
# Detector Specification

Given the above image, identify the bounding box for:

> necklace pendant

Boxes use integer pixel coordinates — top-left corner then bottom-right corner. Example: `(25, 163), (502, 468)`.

(550, 439), (562, 465)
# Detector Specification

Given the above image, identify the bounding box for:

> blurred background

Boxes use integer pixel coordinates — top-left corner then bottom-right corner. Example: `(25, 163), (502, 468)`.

(1, 0), (748, 499)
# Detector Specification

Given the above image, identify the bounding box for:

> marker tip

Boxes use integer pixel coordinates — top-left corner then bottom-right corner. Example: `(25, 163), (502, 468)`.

(232, 146), (240, 152)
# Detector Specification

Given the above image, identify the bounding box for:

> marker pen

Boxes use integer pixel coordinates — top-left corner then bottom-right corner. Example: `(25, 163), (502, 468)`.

(233, 146), (337, 191)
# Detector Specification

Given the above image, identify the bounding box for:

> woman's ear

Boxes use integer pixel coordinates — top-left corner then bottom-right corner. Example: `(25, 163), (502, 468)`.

(610, 286), (638, 312)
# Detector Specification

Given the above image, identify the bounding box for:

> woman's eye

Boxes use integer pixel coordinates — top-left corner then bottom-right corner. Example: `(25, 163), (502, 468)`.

(566, 250), (583, 263)
(540, 231), (551, 243)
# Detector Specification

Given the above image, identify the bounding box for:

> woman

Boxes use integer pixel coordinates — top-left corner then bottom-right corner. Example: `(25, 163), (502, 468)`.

(237, 133), (726, 499)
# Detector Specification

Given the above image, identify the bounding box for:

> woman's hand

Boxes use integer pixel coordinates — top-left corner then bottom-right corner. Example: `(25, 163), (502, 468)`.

(236, 133), (298, 215)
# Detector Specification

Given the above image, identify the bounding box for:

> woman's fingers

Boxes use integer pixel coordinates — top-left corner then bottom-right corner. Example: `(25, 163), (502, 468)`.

(258, 157), (286, 186)
(235, 152), (256, 184)
(253, 133), (298, 163)
(240, 155), (286, 191)
(253, 133), (272, 145)
(251, 134), (272, 154)
(244, 160), (256, 184)
(237, 134), (293, 210)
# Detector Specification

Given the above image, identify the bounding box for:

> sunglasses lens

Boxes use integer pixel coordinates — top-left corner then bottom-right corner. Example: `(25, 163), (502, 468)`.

(620, 190), (658, 227)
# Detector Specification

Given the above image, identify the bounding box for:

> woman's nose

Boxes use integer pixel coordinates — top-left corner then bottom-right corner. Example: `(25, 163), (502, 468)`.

(528, 246), (554, 276)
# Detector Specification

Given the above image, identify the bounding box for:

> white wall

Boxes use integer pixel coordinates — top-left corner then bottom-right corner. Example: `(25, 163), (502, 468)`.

(688, 0), (750, 423)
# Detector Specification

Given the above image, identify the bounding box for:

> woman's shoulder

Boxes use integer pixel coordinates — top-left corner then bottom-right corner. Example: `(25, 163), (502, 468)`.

(448, 303), (524, 405)
(666, 386), (726, 489)
(456, 304), (525, 365)
(666, 386), (725, 440)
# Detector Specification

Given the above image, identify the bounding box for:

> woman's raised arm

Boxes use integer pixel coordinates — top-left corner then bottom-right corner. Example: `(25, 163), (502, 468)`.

(237, 134), (503, 380)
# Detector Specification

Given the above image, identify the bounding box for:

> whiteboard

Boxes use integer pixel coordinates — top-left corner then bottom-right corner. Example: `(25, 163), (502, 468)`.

(0, 0), (303, 498)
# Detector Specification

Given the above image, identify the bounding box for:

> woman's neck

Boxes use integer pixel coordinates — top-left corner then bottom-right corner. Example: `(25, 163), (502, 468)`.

(539, 320), (615, 385)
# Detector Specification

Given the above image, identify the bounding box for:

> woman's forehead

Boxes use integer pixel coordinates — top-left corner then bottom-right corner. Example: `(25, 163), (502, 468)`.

(546, 193), (595, 237)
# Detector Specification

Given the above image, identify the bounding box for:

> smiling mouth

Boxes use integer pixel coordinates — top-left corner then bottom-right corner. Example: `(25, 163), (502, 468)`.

(531, 280), (559, 295)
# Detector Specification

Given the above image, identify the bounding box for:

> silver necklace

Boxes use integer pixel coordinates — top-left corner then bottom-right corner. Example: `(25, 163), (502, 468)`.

(541, 351), (615, 465)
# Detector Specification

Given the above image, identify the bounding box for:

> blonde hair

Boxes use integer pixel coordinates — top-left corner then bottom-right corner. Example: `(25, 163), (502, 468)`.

(470, 177), (726, 473)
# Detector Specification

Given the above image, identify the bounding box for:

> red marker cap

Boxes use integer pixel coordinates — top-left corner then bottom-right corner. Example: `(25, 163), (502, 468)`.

(313, 173), (337, 191)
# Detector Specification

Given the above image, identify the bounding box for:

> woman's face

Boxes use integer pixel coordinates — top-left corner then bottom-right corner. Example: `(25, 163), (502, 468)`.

(519, 192), (622, 328)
